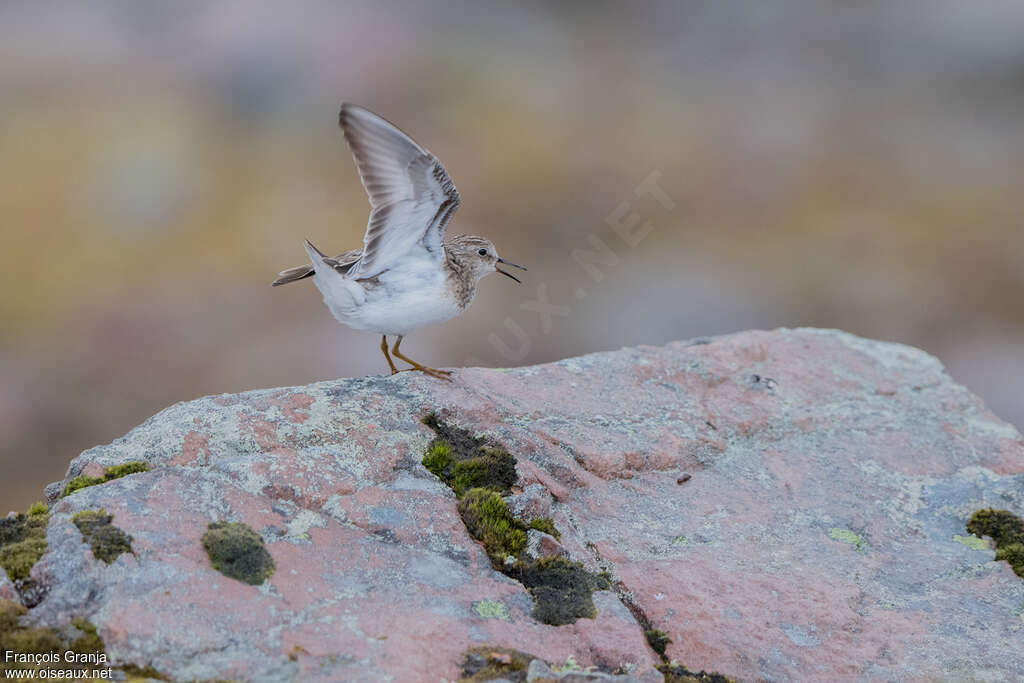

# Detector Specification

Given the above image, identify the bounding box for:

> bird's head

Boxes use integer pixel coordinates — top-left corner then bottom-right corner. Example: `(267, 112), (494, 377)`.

(447, 235), (527, 284)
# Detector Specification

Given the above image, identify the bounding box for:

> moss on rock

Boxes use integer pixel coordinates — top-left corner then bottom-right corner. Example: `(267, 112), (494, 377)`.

(202, 521), (275, 585)
(25, 502), (48, 517)
(422, 413), (485, 457)
(451, 450), (518, 497)
(0, 505), (49, 582)
(0, 599), (63, 664)
(73, 509), (133, 564)
(422, 440), (454, 478)
(658, 664), (735, 683)
(120, 663), (171, 680)
(457, 488), (527, 563)
(967, 508), (1024, 578)
(0, 600), (106, 677)
(511, 556), (609, 626)
(421, 413), (610, 629)
(69, 617), (104, 654)
(645, 629), (672, 657)
(421, 413), (517, 495)
(526, 517), (560, 539)
(459, 646), (533, 682)
(1, 599), (169, 679)
(61, 461), (150, 498)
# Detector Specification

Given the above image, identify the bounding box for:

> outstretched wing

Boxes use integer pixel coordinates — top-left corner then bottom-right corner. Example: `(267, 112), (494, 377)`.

(339, 103), (461, 280)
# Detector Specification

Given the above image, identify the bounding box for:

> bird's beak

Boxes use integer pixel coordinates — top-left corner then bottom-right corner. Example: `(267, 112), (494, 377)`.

(496, 258), (527, 283)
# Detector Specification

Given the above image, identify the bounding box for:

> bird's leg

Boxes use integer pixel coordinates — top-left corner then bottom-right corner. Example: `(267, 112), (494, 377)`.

(391, 336), (452, 380)
(380, 335), (400, 375)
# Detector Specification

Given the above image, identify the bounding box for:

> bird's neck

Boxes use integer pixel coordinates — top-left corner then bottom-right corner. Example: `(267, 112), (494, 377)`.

(445, 251), (478, 309)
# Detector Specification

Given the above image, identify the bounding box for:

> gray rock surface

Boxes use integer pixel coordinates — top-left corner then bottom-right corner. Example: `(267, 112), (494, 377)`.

(8, 328), (1024, 681)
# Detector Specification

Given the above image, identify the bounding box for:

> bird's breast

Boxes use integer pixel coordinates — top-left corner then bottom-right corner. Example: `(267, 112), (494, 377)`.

(351, 265), (465, 335)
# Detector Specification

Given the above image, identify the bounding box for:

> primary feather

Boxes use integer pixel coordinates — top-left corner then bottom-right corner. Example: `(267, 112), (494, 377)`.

(338, 103), (461, 280)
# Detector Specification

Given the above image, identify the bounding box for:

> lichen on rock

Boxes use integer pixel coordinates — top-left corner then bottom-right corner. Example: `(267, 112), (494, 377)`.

(72, 509), (133, 564)
(472, 600), (510, 621)
(827, 527), (866, 551)
(201, 521), (275, 585)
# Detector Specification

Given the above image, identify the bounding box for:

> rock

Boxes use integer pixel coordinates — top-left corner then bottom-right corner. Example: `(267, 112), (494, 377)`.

(526, 657), (658, 681)
(506, 483), (554, 520)
(0, 571), (19, 605)
(14, 328), (1024, 681)
(526, 530), (566, 560)
(42, 481), (63, 503)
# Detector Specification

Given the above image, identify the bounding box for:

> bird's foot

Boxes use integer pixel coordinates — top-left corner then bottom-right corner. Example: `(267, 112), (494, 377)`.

(401, 363), (451, 380)
(413, 365), (452, 381)
(388, 365), (452, 380)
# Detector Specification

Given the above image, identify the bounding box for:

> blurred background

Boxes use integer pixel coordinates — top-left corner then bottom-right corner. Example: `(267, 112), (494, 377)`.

(2, 1), (1023, 511)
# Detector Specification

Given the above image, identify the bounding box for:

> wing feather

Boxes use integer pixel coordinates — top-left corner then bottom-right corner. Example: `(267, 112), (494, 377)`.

(338, 103), (461, 279)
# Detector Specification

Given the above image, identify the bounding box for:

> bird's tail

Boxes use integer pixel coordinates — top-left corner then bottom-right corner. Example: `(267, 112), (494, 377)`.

(271, 264), (314, 287)
(270, 240), (324, 287)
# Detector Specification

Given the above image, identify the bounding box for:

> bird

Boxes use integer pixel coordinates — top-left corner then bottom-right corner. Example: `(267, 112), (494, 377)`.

(272, 103), (526, 380)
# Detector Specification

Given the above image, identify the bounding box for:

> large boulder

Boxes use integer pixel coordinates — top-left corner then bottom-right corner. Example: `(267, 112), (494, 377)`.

(11, 329), (1024, 681)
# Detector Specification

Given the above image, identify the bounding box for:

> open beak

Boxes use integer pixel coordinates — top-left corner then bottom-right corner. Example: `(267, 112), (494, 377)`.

(496, 258), (527, 283)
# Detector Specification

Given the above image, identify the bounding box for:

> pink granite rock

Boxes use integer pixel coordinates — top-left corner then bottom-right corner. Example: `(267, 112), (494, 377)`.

(0, 570), (19, 605)
(525, 530), (567, 560)
(17, 329), (1024, 681)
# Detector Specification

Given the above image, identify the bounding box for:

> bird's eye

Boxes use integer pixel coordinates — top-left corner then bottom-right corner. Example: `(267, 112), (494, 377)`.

(478, 248), (488, 256)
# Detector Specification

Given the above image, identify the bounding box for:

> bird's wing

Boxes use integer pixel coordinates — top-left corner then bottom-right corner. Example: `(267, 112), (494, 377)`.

(322, 248), (364, 275)
(338, 103), (461, 280)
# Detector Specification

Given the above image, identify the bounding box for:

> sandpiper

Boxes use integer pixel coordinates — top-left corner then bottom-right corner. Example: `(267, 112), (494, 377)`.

(272, 103), (526, 379)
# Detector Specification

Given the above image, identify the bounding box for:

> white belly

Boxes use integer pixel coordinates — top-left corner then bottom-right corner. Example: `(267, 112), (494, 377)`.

(314, 262), (463, 336)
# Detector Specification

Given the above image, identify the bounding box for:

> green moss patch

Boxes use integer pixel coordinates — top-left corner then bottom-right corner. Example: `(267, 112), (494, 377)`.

(421, 414), (517, 496)
(0, 600), (63, 665)
(73, 509), (133, 564)
(459, 646), (533, 682)
(967, 508), (1024, 578)
(645, 629), (672, 657)
(658, 664), (735, 682)
(120, 663), (171, 680)
(1, 599), (168, 679)
(511, 556), (610, 626)
(0, 505), (49, 582)
(527, 517), (560, 539)
(61, 461), (150, 498)
(202, 521), (275, 585)
(25, 502), (48, 517)
(0, 600), (106, 677)
(458, 488), (527, 563)
(422, 413), (610, 628)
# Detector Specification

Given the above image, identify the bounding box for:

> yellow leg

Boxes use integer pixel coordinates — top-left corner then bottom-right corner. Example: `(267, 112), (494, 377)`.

(391, 336), (452, 380)
(380, 335), (400, 375)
